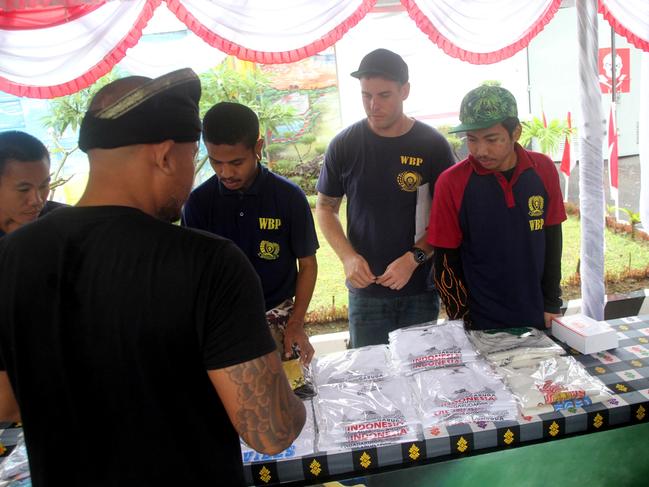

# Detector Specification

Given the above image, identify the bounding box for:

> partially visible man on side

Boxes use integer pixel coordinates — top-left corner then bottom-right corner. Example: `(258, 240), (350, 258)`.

(183, 102), (318, 365)
(0, 131), (64, 237)
(0, 69), (305, 486)
(428, 84), (566, 330)
(316, 48), (455, 347)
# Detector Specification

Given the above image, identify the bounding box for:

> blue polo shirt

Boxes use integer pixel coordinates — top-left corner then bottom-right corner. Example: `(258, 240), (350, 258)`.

(182, 165), (319, 310)
(428, 144), (567, 329)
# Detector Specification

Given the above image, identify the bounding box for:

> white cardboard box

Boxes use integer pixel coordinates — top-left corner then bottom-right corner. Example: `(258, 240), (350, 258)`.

(552, 314), (618, 355)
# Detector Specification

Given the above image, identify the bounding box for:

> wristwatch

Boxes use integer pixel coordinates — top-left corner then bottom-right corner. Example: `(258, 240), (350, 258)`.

(410, 246), (427, 265)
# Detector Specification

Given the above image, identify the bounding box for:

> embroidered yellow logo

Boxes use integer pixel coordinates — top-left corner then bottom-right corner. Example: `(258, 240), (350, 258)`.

(259, 217), (281, 230)
(528, 195), (544, 217)
(258, 240), (280, 260)
(397, 171), (421, 192)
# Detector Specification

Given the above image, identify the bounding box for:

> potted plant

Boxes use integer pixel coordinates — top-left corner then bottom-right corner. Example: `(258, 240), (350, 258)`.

(519, 116), (575, 161)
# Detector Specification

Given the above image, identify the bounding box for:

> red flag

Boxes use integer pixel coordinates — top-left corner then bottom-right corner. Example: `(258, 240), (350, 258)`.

(560, 112), (572, 177)
(542, 110), (547, 128)
(608, 104), (619, 201)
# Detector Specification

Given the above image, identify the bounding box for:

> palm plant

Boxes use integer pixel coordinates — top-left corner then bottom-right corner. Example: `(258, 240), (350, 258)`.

(519, 116), (575, 157)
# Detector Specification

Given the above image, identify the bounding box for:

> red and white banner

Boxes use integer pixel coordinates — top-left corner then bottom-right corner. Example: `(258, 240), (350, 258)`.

(0, 0), (648, 98)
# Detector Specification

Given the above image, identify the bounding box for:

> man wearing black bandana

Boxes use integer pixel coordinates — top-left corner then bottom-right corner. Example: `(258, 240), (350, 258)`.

(0, 69), (305, 486)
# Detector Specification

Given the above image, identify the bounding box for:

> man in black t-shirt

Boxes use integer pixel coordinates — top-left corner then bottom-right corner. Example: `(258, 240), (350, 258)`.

(0, 69), (305, 486)
(0, 130), (65, 238)
(316, 49), (455, 347)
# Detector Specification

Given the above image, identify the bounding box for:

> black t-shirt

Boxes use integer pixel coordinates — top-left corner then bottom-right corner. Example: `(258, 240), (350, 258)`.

(0, 206), (276, 486)
(317, 119), (455, 297)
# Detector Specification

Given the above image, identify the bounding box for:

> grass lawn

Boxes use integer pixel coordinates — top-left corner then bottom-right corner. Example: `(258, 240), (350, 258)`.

(307, 203), (649, 316)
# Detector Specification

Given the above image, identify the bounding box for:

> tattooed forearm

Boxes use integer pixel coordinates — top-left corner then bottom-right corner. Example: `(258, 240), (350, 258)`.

(224, 355), (305, 454)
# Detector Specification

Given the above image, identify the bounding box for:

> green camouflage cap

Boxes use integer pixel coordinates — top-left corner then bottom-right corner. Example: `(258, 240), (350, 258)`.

(449, 85), (518, 133)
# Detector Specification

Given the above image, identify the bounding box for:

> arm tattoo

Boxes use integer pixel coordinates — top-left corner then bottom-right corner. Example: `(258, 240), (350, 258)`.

(316, 194), (342, 211)
(225, 356), (303, 452)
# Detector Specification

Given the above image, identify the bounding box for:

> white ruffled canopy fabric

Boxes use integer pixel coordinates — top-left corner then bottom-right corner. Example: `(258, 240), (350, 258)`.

(400, 0), (562, 64)
(0, 0), (157, 97)
(599, 0), (649, 51)
(1, 0), (649, 97)
(166, 0), (374, 63)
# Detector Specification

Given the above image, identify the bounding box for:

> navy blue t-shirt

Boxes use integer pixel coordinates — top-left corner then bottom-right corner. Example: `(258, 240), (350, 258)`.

(317, 119), (455, 298)
(182, 165), (319, 310)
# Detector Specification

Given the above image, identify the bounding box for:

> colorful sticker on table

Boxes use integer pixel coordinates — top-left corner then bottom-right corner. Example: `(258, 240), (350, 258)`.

(639, 328), (649, 337)
(639, 337), (649, 345)
(593, 365), (608, 374)
(630, 359), (645, 368)
(619, 324), (630, 331)
(253, 463), (278, 485)
(625, 345), (649, 358)
(613, 382), (634, 394)
(618, 369), (643, 381)
(596, 351), (621, 363)
(621, 316), (642, 324)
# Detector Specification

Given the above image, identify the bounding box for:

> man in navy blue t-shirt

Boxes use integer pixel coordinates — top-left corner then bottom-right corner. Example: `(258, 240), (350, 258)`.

(0, 131), (65, 238)
(428, 84), (567, 330)
(183, 102), (319, 364)
(316, 48), (455, 347)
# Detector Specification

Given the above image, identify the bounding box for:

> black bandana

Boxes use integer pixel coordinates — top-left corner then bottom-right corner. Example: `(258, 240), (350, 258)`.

(78, 68), (201, 153)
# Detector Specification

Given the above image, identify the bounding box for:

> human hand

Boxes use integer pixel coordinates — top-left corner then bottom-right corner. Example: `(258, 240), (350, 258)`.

(544, 312), (560, 329)
(375, 252), (418, 290)
(283, 319), (315, 366)
(342, 254), (376, 289)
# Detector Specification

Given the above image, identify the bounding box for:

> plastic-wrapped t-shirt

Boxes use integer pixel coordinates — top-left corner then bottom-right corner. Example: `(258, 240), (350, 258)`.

(241, 399), (316, 462)
(497, 356), (613, 416)
(389, 321), (478, 375)
(411, 360), (518, 429)
(314, 378), (420, 451)
(312, 345), (393, 387)
(0, 433), (30, 485)
(468, 327), (565, 368)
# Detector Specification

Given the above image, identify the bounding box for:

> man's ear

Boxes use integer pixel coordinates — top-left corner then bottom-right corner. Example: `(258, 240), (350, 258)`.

(512, 124), (522, 143)
(151, 140), (176, 175)
(401, 82), (411, 101)
(255, 138), (264, 161)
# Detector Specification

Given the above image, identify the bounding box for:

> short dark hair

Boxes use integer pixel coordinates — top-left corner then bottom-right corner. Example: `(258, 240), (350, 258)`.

(501, 117), (521, 137)
(202, 102), (259, 150)
(0, 130), (50, 177)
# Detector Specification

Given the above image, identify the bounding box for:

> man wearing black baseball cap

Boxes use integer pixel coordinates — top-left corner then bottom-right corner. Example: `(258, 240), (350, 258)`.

(316, 48), (455, 347)
(427, 84), (566, 331)
(0, 69), (305, 485)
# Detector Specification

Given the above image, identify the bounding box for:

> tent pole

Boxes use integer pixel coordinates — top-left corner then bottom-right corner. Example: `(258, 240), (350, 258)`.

(577, 0), (605, 320)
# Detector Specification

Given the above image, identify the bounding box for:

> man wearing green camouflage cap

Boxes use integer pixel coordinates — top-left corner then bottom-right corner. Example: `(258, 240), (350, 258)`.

(427, 84), (567, 330)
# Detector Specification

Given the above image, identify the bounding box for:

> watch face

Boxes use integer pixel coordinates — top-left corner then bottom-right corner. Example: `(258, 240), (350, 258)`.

(412, 247), (426, 264)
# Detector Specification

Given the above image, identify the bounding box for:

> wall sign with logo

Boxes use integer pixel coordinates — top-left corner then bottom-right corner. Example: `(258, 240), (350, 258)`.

(598, 48), (630, 94)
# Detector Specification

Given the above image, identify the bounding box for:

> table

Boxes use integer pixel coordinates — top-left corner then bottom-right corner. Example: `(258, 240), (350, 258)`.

(243, 315), (649, 486)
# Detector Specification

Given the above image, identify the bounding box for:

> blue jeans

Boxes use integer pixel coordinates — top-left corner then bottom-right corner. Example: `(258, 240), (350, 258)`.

(348, 291), (440, 348)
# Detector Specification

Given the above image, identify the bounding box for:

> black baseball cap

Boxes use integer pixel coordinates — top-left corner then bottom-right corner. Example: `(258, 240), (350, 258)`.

(350, 48), (409, 84)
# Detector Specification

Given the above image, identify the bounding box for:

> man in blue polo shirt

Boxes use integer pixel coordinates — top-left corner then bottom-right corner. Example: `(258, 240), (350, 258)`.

(428, 84), (567, 330)
(182, 102), (318, 364)
(0, 131), (64, 238)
